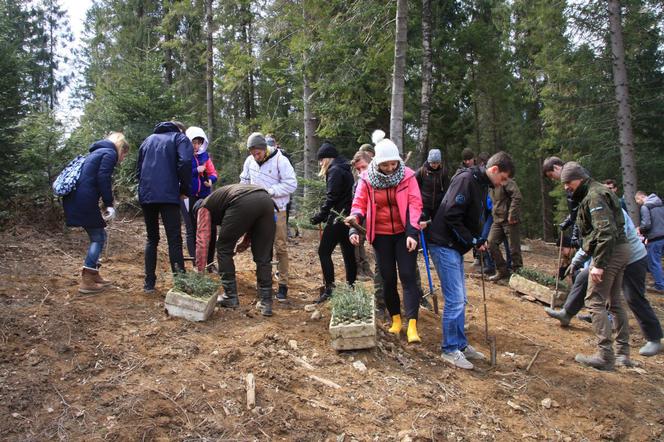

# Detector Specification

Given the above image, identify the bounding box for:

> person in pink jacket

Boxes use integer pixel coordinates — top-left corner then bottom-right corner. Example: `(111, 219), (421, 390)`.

(345, 130), (424, 343)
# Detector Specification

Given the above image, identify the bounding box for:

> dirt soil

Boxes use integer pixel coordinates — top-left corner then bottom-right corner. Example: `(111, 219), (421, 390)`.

(1, 217), (664, 441)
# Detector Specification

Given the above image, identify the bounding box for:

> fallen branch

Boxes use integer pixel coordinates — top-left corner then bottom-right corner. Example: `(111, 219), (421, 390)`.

(526, 349), (541, 373)
(246, 373), (256, 410)
(148, 388), (191, 427)
(309, 375), (341, 389)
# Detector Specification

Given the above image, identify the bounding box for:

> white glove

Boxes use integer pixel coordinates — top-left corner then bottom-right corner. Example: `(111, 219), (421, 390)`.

(267, 188), (275, 196)
(102, 207), (116, 221)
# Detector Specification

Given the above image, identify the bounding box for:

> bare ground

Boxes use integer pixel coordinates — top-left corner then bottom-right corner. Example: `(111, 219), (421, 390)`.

(1, 216), (663, 441)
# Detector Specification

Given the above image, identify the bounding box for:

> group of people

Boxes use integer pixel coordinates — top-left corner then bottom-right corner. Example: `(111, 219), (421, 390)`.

(61, 121), (662, 371)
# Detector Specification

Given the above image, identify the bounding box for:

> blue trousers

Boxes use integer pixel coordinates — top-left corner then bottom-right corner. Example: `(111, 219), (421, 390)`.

(83, 227), (106, 269)
(429, 244), (468, 353)
(646, 238), (664, 290)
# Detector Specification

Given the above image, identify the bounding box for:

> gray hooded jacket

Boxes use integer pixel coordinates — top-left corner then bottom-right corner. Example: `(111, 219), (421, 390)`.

(639, 193), (664, 241)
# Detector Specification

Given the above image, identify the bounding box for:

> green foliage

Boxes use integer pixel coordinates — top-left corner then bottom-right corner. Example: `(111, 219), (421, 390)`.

(293, 177), (326, 230)
(330, 283), (373, 326)
(173, 272), (219, 300)
(517, 267), (568, 291)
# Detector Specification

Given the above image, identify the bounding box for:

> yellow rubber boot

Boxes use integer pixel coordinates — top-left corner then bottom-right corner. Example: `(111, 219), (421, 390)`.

(388, 314), (402, 335)
(407, 319), (421, 343)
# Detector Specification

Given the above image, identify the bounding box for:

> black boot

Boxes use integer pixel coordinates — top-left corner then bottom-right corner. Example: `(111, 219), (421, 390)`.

(258, 287), (273, 316)
(218, 278), (239, 308)
(316, 285), (334, 304)
(276, 284), (288, 302)
(544, 307), (572, 327)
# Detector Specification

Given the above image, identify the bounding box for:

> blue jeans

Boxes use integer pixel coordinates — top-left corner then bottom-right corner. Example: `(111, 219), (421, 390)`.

(646, 238), (664, 289)
(429, 244), (467, 353)
(84, 227), (106, 269)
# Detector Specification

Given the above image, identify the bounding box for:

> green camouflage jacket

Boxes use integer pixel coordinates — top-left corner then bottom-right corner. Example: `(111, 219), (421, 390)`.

(572, 178), (626, 269)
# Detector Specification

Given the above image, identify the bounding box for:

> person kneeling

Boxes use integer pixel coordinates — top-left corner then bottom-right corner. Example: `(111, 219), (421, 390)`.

(193, 184), (276, 316)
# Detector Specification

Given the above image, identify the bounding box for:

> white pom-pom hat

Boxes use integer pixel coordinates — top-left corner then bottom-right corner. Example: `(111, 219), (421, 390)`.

(371, 129), (401, 165)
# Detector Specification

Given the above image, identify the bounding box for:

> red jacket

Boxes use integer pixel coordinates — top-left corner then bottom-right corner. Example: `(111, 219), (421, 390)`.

(351, 167), (423, 244)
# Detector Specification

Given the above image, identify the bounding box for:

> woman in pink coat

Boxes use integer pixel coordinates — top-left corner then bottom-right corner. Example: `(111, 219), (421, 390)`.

(345, 130), (424, 343)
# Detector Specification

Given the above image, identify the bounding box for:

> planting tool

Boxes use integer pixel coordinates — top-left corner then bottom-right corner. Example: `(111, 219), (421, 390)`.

(419, 230), (439, 314)
(479, 253), (497, 367)
(551, 230), (564, 308)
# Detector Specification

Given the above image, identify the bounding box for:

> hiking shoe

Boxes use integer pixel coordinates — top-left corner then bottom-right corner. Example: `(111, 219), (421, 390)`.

(276, 284), (288, 302)
(639, 340), (662, 356)
(648, 285), (664, 294)
(615, 354), (634, 368)
(487, 272), (509, 282)
(574, 352), (615, 371)
(576, 313), (592, 323)
(462, 345), (486, 361)
(544, 307), (572, 327)
(441, 350), (474, 370)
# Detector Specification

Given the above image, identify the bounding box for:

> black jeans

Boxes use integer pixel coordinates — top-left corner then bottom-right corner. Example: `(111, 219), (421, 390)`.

(373, 233), (420, 320)
(216, 192), (275, 290)
(564, 258), (663, 342)
(142, 203), (185, 288)
(318, 221), (357, 287)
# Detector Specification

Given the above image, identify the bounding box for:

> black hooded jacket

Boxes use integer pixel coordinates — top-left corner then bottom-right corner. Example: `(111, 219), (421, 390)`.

(312, 156), (354, 224)
(415, 161), (450, 221)
(429, 166), (491, 254)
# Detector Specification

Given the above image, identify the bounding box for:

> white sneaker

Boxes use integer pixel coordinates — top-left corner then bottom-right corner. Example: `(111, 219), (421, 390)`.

(441, 350), (474, 370)
(639, 340), (662, 356)
(462, 344), (486, 361)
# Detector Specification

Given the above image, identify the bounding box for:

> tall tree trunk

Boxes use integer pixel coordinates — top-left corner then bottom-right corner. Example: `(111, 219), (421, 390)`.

(469, 54), (481, 150)
(303, 73), (319, 189)
(242, 8), (254, 120)
(205, 0), (215, 140)
(538, 156), (553, 241)
(608, 0), (638, 222)
(390, 0), (407, 152)
(417, 0), (432, 163)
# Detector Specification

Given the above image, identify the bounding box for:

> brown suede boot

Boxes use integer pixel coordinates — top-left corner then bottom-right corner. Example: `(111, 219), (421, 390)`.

(94, 264), (112, 286)
(79, 267), (104, 294)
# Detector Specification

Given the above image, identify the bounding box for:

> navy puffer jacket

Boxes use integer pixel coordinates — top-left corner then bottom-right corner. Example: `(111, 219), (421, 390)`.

(137, 122), (193, 204)
(62, 140), (118, 228)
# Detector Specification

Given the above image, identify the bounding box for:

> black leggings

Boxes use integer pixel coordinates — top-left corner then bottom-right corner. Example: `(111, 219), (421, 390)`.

(372, 233), (419, 320)
(318, 221), (357, 287)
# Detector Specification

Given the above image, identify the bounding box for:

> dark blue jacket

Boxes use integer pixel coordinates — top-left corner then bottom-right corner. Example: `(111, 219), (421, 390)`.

(137, 122), (193, 204)
(62, 140), (118, 228)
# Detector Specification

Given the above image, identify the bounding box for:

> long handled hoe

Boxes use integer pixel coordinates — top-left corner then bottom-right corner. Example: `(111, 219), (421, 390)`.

(479, 252), (497, 367)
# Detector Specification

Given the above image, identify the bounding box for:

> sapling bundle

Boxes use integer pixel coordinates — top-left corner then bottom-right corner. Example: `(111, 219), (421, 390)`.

(330, 283), (373, 326)
(172, 272), (219, 299)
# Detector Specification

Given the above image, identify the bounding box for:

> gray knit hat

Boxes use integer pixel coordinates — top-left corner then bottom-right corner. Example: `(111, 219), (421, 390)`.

(428, 149), (442, 163)
(560, 161), (589, 182)
(247, 132), (267, 150)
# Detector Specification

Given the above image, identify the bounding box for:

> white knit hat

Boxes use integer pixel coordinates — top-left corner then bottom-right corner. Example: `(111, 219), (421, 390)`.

(371, 130), (401, 165)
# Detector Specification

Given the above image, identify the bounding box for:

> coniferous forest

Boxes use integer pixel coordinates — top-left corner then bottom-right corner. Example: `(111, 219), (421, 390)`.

(1, 0), (663, 235)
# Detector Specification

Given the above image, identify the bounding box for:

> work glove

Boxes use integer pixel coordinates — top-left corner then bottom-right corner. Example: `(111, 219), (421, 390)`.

(472, 237), (486, 248)
(102, 207), (116, 222)
(569, 225), (581, 248)
(563, 263), (576, 279)
(559, 215), (573, 231)
(310, 212), (325, 225)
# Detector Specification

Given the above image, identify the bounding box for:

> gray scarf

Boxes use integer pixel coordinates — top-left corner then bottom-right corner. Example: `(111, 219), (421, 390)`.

(367, 160), (405, 189)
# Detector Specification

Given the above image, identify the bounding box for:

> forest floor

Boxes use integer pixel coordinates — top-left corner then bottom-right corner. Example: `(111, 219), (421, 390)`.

(1, 215), (664, 441)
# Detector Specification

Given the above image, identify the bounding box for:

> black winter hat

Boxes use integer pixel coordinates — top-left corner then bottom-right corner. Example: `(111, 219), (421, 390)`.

(317, 141), (338, 160)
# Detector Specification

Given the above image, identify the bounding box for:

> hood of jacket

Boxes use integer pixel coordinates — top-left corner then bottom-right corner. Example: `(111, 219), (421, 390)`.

(185, 126), (209, 154)
(645, 193), (663, 208)
(153, 122), (182, 135)
(89, 139), (116, 154)
(329, 156), (351, 174)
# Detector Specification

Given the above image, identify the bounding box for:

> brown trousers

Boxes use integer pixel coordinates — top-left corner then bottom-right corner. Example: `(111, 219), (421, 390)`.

(274, 211), (289, 285)
(585, 242), (631, 357)
(488, 222), (523, 273)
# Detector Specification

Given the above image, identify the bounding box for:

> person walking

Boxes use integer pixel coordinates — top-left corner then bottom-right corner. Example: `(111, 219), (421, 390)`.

(346, 130), (423, 343)
(240, 132), (297, 301)
(561, 162), (631, 370)
(350, 151), (374, 281)
(63, 133), (130, 293)
(193, 184), (276, 316)
(137, 121), (193, 292)
(635, 190), (664, 293)
(415, 148), (449, 227)
(487, 178), (523, 281)
(181, 126), (218, 269)
(428, 151), (515, 369)
(310, 141), (357, 302)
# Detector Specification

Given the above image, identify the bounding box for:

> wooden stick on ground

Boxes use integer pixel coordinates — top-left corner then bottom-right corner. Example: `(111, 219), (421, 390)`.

(246, 373), (255, 410)
(526, 349), (541, 373)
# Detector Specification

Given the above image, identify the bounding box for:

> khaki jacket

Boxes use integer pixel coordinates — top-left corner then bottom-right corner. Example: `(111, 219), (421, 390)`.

(490, 179), (522, 224)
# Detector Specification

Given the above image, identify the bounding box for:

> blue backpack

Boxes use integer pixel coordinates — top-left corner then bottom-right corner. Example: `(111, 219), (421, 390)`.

(52, 155), (86, 197)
